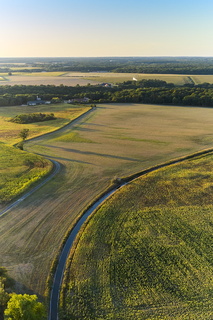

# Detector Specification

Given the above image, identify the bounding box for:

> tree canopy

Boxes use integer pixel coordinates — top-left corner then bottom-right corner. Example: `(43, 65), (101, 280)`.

(4, 293), (46, 320)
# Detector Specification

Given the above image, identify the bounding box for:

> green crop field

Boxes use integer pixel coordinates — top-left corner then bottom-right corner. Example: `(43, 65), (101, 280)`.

(0, 143), (52, 205)
(1, 103), (213, 299)
(62, 153), (213, 320)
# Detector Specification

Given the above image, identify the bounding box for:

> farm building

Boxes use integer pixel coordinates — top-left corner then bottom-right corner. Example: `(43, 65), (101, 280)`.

(27, 96), (51, 106)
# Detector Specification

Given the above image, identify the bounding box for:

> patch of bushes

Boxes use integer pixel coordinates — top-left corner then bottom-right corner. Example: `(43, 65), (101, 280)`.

(10, 113), (56, 124)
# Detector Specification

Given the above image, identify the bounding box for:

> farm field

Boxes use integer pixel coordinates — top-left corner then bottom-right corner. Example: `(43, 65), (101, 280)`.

(190, 75), (213, 84)
(0, 143), (52, 205)
(62, 153), (213, 320)
(1, 103), (213, 298)
(75, 72), (192, 85)
(0, 103), (90, 208)
(0, 103), (90, 145)
(1, 71), (213, 86)
(0, 73), (99, 86)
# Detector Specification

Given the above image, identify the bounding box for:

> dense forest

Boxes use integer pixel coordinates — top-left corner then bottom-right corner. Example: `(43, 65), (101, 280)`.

(1, 57), (213, 74)
(1, 79), (213, 108)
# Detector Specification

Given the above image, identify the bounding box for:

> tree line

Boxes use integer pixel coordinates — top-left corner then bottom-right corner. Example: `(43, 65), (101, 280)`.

(1, 80), (213, 107)
(2, 57), (213, 74)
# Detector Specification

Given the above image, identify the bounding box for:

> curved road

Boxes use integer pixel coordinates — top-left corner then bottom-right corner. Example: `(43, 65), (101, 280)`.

(0, 106), (95, 218)
(48, 147), (213, 320)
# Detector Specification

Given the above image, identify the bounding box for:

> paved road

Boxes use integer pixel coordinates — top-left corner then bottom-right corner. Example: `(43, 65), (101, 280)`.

(0, 159), (61, 217)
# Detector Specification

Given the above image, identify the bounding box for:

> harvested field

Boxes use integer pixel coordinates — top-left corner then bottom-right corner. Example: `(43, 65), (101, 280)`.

(0, 71), (207, 86)
(191, 75), (213, 84)
(1, 103), (213, 298)
(65, 72), (191, 85)
(0, 74), (99, 86)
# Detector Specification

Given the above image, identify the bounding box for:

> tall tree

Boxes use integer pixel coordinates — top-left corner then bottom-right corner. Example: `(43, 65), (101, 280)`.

(19, 129), (29, 141)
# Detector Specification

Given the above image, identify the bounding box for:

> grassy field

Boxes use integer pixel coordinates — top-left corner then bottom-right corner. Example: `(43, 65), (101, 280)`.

(0, 103), (90, 145)
(1, 103), (213, 299)
(190, 75), (213, 84)
(0, 103), (90, 206)
(1, 71), (213, 86)
(0, 143), (52, 205)
(62, 153), (213, 320)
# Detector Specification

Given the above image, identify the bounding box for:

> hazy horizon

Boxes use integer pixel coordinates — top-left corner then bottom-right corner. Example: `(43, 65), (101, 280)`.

(1, 0), (213, 58)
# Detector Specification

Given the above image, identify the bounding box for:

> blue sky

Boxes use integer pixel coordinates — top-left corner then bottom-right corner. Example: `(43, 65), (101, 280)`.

(1, 0), (213, 57)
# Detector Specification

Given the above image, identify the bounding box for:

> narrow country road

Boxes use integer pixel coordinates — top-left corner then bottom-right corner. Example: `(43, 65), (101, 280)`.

(0, 106), (95, 218)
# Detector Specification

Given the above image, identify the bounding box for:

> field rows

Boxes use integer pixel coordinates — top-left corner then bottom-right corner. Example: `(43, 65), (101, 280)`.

(1, 72), (213, 86)
(62, 153), (213, 319)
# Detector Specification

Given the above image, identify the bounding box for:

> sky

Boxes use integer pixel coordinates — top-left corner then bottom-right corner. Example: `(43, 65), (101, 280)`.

(1, 0), (213, 57)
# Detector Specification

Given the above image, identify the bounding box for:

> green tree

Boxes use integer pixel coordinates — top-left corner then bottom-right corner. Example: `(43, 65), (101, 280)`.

(0, 280), (9, 320)
(19, 129), (29, 141)
(4, 293), (46, 320)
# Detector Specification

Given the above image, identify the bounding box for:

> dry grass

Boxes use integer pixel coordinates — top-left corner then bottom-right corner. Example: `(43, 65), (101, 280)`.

(0, 103), (90, 145)
(0, 73), (98, 86)
(1, 103), (213, 298)
(191, 75), (213, 84)
(1, 72), (212, 86)
(66, 72), (191, 85)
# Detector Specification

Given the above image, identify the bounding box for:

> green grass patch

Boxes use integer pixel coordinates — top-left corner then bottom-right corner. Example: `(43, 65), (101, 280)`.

(62, 153), (213, 319)
(0, 143), (52, 204)
(52, 132), (94, 143)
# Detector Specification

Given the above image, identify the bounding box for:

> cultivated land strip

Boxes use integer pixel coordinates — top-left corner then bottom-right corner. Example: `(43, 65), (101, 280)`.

(49, 146), (213, 320)
(0, 160), (61, 217)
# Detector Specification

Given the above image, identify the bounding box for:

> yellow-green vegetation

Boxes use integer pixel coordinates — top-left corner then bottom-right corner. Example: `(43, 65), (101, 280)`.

(190, 75), (213, 84)
(0, 143), (52, 205)
(2, 103), (213, 299)
(0, 103), (90, 144)
(52, 131), (93, 143)
(2, 71), (213, 86)
(12, 71), (66, 77)
(62, 153), (213, 320)
(4, 293), (46, 319)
